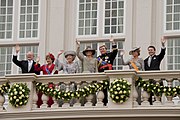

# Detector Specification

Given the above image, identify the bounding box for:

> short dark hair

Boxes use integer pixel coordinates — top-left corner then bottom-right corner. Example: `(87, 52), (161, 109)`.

(148, 46), (156, 51)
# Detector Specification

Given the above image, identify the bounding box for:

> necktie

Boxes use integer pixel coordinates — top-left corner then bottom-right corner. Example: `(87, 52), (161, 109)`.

(148, 56), (152, 67)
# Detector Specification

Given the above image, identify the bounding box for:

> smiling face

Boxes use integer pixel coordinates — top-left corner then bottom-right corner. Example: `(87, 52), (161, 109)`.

(46, 56), (53, 65)
(148, 47), (156, 56)
(26, 51), (34, 61)
(99, 46), (107, 55)
(66, 55), (74, 63)
(132, 50), (140, 57)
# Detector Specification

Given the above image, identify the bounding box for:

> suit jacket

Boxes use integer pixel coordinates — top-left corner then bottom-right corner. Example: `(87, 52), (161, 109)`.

(144, 48), (166, 70)
(97, 44), (118, 72)
(12, 55), (40, 75)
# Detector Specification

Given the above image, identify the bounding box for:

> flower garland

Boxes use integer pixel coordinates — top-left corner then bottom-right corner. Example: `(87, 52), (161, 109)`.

(136, 77), (180, 96)
(0, 82), (10, 95)
(35, 80), (109, 101)
(8, 83), (30, 107)
(109, 78), (131, 103)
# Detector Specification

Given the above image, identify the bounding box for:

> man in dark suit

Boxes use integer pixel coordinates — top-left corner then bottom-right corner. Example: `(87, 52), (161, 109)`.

(97, 36), (118, 106)
(12, 45), (40, 75)
(144, 37), (166, 104)
(144, 37), (166, 70)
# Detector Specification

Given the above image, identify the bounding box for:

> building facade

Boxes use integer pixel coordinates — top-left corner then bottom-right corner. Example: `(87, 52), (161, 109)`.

(0, 0), (180, 76)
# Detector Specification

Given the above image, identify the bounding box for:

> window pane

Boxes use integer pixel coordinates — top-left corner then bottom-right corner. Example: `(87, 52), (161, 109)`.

(104, 0), (124, 34)
(78, 0), (98, 35)
(19, 0), (39, 39)
(165, 0), (180, 31)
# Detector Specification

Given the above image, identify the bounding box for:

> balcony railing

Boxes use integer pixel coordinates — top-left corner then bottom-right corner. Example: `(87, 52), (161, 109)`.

(0, 70), (180, 120)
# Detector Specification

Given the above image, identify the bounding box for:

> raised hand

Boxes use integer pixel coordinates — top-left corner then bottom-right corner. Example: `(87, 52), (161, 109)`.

(15, 44), (20, 53)
(120, 49), (125, 56)
(109, 35), (115, 45)
(36, 56), (40, 63)
(161, 36), (166, 47)
(57, 50), (64, 57)
(76, 39), (80, 48)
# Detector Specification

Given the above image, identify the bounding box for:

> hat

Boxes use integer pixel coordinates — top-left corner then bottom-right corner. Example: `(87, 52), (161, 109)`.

(83, 46), (96, 56)
(129, 47), (140, 55)
(64, 51), (76, 60)
(46, 53), (55, 62)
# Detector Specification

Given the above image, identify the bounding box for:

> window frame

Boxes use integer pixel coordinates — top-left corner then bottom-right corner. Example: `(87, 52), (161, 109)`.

(17, 0), (41, 40)
(76, 0), (99, 38)
(164, 0), (180, 33)
(102, 0), (126, 36)
(0, 0), (15, 41)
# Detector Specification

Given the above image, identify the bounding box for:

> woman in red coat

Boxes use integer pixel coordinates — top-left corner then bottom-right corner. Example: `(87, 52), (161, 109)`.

(34, 53), (56, 108)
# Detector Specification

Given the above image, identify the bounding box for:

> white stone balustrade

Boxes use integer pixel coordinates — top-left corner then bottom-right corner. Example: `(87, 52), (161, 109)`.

(0, 70), (179, 115)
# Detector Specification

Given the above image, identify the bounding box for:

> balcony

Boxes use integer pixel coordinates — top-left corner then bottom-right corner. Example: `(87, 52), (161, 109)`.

(0, 70), (180, 120)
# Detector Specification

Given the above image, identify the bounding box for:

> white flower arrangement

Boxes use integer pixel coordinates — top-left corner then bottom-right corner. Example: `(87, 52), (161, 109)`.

(8, 83), (30, 107)
(35, 80), (109, 101)
(109, 78), (131, 104)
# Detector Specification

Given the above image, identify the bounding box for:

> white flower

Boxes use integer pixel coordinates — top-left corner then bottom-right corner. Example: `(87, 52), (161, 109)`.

(67, 93), (70, 96)
(111, 95), (114, 98)
(26, 95), (29, 98)
(10, 93), (13, 96)
(127, 82), (130, 85)
(64, 93), (67, 96)
(13, 89), (16, 92)
(115, 96), (119, 99)
(120, 100), (123, 103)
(173, 88), (176, 92)
(168, 88), (171, 91)
(20, 102), (23, 105)
(21, 94), (24, 97)
(14, 91), (17, 95)
(16, 105), (19, 107)
(19, 91), (22, 95)
(117, 84), (120, 87)
(16, 84), (19, 87)
(123, 91), (127, 94)
(114, 91), (118, 95)
(24, 100), (27, 103)
(19, 86), (22, 90)
(122, 85), (125, 88)
(121, 95), (124, 98)
(19, 96), (22, 99)
(13, 96), (17, 99)
(143, 84), (146, 87)
(163, 89), (166, 92)
(119, 91), (122, 94)
(110, 88), (113, 92)
(117, 87), (120, 91)
(16, 99), (19, 102)
(71, 94), (74, 97)
(158, 89), (161, 92)
(22, 89), (25, 92)
(10, 97), (13, 101)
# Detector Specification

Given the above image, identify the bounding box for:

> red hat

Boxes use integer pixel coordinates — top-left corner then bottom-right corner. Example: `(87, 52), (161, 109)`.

(46, 53), (55, 62)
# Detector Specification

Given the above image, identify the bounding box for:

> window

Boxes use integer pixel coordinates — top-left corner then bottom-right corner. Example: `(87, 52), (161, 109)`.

(104, 0), (124, 34)
(19, 0), (39, 38)
(165, 0), (180, 31)
(80, 41), (124, 70)
(167, 38), (180, 70)
(0, 0), (13, 39)
(18, 45), (38, 73)
(0, 47), (12, 76)
(77, 0), (98, 35)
